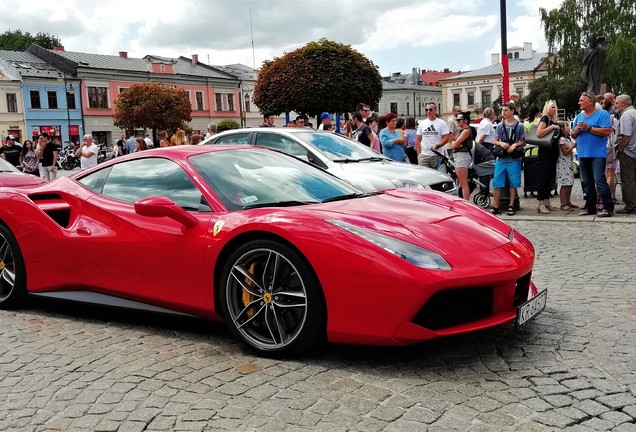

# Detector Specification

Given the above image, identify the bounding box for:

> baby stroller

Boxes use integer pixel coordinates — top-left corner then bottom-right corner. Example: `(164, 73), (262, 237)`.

(433, 149), (494, 209)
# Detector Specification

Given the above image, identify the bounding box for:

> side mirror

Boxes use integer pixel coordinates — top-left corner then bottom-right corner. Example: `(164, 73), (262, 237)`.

(134, 196), (198, 227)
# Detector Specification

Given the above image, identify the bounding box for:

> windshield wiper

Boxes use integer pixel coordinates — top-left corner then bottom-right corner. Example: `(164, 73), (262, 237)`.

(243, 200), (319, 210)
(332, 158), (360, 163)
(356, 157), (386, 162)
(321, 192), (380, 203)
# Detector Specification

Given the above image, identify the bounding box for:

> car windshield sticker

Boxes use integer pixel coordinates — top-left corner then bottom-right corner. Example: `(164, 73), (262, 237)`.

(240, 195), (258, 205)
(213, 220), (225, 237)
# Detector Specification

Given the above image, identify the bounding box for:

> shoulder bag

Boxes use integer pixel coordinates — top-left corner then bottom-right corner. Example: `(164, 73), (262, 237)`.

(526, 124), (557, 148)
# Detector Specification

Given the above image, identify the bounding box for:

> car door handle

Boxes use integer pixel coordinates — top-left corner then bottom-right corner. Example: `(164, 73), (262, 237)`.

(77, 227), (92, 236)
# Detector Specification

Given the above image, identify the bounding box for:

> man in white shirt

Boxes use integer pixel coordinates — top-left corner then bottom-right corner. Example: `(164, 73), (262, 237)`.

(143, 134), (153, 148)
(205, 122), (218, 138)
(476, 107), (497, 153)
(75, 134), (99, 170)
(416, 103), (450, 168)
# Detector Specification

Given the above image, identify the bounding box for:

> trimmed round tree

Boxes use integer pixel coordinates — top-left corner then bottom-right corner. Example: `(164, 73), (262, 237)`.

(113, 83), (192, 139)
(253, 39), (383, 117)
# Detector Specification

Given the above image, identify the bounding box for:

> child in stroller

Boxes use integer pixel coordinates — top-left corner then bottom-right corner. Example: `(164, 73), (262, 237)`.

(433, 144), (495, 208)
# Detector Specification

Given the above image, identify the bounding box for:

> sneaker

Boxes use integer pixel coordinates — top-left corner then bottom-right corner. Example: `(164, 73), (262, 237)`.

(490, 207), (501, 215)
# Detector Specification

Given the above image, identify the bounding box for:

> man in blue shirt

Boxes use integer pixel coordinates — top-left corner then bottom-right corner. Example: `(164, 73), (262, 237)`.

(571, 91), (613, 216)
(125, 133), (136, 155)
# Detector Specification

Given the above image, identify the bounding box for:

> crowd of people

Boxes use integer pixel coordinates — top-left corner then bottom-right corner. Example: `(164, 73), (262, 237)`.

(328, 91), (635, 218)
(2, 95), (635, 214)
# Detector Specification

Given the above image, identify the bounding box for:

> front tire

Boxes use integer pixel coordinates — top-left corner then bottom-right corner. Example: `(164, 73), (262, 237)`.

(0, 225), (27, 309)
(220, 239), (326, 357)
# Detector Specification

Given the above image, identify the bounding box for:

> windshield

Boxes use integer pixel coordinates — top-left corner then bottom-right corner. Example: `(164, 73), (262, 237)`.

(295, 132), (386, 162)
(0, 158), (20, 173)
(189, 149), (361, 211)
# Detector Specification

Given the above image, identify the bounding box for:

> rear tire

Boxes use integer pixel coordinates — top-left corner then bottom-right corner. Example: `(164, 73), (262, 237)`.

(0, 225), (27, 309)
(220, 239), (326, 357)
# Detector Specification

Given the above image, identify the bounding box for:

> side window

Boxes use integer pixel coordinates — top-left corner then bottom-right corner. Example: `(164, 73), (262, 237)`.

(255, 134), (307, 157)
(97, 158), (206, 211)
(215, 133), (250, 145)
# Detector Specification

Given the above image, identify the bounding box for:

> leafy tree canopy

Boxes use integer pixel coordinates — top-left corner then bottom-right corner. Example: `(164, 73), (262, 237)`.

(525, 74), (586, 118)
(113, 83), (192, 134)
(0, 29), (62, 50)
(253, 39), (383, 117)
(540, 0), (636, 96)
(217, 119), (240, 133)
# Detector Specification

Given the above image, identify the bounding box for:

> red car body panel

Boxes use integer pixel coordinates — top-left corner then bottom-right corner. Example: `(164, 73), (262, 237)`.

(0, 146), (540, 347)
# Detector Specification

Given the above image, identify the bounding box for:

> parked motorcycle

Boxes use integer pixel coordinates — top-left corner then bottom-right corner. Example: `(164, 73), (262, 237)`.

(57, 149), (80, 171)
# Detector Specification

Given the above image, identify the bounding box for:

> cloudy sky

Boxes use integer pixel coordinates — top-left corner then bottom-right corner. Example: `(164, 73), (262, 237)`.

(1, 0), (560, 75)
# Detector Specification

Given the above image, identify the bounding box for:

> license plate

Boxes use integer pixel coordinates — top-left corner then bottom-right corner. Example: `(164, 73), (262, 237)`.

(516, 289), (547, 326)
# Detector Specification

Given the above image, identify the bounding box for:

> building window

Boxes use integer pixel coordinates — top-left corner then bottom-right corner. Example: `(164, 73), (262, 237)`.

(215, 93), (235, 111)
(515, 87), (524, 97)
(514, 52), (520, 59)
(6, 93), (17, 112)
(67, 92), (76, 110)
(118, 87), (128, 93)
(453, 93), (460, 107)
(30, 90), (41, 109)
(47, 90), (58, 109)
(481, 90), (491, 107)
(406, 102), (410, 116)
(183, 90), (190, 102)
(87, 86), (109, 109)
(390, 102), (397, 114)
(467, 92), (475, 106)
(195, 91), (204, 111)
(244, 94), (250, 112)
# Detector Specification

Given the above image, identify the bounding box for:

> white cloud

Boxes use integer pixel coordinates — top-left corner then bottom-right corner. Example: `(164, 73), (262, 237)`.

(0, 0), (546, 72)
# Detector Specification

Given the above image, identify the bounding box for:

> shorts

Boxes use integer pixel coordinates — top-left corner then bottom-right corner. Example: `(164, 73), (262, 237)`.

(493, 158), (522, 189)
(453, 152), (472, 168)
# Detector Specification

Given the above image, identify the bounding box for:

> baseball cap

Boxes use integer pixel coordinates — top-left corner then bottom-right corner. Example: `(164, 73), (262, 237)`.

(5, 135), (15, 140)
(320, 112), (330, 120)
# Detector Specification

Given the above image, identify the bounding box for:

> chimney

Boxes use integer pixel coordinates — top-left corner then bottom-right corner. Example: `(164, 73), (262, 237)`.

(119, 51), (128, 58)
(53, 45), (65, 51)
(522, 42), (533, 59)
(443, 68), (450, 73)
(491, 53), (499, 65)
(192, 54), (199, 64)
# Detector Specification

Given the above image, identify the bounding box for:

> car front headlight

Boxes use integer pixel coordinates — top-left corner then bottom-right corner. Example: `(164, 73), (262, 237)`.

(327, 220), (451, 270)
(389, 178), (426, 188)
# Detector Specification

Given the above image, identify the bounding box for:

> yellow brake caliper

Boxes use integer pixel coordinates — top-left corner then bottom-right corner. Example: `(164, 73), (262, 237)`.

(242, 263), (259, 323)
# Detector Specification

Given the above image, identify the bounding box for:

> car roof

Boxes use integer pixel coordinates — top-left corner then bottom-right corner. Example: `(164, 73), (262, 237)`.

(68, 145), (272, 178)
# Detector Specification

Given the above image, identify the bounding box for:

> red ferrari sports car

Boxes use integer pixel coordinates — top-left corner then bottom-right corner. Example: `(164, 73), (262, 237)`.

(0, 146), (546, 356)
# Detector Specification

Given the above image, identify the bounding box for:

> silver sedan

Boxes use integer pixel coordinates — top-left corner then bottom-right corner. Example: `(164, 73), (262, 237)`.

(202, 128), (457, 194)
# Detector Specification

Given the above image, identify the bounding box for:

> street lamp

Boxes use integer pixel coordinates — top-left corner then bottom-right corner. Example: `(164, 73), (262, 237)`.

(63, 75), (76, 150)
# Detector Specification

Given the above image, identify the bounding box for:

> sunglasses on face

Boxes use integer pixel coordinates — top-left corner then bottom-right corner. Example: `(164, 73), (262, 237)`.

(425, 108), (435, 112)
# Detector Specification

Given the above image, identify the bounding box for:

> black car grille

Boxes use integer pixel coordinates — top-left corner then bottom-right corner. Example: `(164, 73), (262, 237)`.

(429, 181), (456, 193)
(412, 287), (493, 330)
(513, 272), (532, 306)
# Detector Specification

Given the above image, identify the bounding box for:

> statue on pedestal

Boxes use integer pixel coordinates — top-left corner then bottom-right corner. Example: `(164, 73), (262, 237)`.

(581, 35), (606, 94)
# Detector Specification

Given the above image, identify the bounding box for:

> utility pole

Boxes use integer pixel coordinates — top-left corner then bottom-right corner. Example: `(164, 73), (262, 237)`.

(500, 0), (510, 103)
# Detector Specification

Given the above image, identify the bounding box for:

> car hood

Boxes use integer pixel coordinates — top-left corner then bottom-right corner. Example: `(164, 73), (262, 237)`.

(329, 159), (452, 191)
(0, 172), (46, 187)
(296, 190), (512, 254)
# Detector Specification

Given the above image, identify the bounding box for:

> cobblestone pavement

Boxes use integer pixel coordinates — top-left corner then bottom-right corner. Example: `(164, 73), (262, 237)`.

(1, 221), (635, 432)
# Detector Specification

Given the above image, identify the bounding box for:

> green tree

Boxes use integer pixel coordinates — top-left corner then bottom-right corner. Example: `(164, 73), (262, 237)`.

(0, 30), (62, 50)
(217, 120), (240, 133)
(113, 83), (192, 139)
(253, 39), (383, 117)
(540, 0), (636, 96)
(525, 75), (586, 118)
